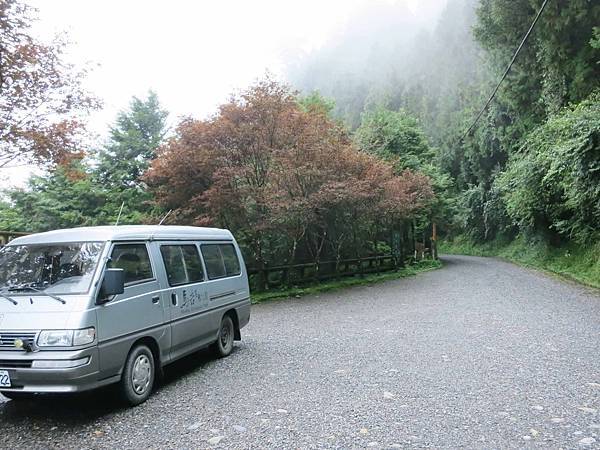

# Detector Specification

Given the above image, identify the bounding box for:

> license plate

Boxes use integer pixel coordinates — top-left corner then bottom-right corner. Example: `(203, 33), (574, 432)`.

(0, 370), (11, 388)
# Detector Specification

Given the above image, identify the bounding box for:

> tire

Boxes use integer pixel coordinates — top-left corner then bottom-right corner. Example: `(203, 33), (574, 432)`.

(214, 315), (235, 358)
(119, 344), (155, 406)
(0, 391), (35, 401)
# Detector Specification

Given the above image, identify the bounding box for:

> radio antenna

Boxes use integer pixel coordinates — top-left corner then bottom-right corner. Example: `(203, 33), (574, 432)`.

(158, 209), (172, 225)
(114, 201), (125, 226)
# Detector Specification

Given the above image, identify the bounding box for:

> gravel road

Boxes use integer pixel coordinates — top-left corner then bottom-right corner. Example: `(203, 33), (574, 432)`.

(1, 255), (599, 449)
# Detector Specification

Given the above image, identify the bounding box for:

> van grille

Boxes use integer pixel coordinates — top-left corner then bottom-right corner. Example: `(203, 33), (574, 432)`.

(0, 332), (37, 350)
(0, 359), (32, 368)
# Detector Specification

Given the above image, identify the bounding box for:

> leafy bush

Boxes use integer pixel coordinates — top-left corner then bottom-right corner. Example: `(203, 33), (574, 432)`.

(495, 93), (600, 243)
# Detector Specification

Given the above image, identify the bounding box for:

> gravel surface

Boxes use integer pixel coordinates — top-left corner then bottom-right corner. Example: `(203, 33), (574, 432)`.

(1, 255), (599, 449)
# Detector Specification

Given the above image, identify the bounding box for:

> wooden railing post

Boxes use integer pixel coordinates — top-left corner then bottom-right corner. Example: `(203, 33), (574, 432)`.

(261, 265), (269, 291)
(283, 267), (290, 287)
(431, 222), (438, 260)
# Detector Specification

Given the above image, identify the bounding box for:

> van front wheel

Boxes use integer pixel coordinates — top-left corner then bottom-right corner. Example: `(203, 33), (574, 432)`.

(119, 344), (155, 406)
(214, 315), (235, 358)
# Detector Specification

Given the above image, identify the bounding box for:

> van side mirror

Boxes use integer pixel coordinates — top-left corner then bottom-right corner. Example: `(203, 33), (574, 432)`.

(98, 268), (125, 304)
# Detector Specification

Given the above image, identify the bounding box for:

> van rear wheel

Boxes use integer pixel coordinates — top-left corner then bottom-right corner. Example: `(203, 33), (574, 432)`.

(119, 344), (155, 406)
(214, 315), (235, 358)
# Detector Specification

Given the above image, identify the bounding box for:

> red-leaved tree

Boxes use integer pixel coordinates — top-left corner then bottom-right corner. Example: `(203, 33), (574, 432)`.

(0, 0), (98, 168)
(145, 78), (434, 275)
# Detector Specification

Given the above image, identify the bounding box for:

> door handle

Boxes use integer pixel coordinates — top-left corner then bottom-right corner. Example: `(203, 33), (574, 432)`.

(171, 292), (177, 306)
(151, 295), (160, 304)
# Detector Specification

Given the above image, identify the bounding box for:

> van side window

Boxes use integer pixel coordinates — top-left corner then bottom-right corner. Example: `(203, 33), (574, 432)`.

(201, 244), (241, 279)
(201, 244), (226, 279)
(160, 245), (204, 286)
(220, 244), (241, 276)
(109, 244), (153, 285)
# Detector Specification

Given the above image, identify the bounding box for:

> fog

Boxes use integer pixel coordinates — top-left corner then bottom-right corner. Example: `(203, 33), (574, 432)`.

(286, 0), (484, 134)
(2, 0), (477, 189)
(287, 0), (449, 83)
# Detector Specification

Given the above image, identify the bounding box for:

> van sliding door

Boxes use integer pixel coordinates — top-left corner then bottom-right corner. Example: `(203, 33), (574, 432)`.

(158, 243), (212, 361)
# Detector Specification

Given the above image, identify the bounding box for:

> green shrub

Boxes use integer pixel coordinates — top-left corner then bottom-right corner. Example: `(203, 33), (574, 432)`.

(495, 93), (600, 243)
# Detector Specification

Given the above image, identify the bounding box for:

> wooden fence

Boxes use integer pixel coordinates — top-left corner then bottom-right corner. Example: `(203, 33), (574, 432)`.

(247, 254), (402, 291)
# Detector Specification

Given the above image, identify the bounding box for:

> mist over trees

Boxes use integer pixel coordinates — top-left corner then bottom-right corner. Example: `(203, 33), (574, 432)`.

(288, 0), (600, 254)
(458, 0), (599, 244)
(287, 0), (485, 140)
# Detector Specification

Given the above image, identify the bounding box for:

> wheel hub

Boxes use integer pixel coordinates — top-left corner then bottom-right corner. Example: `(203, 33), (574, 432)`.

(132, 354), (151, 395)
(221, 321), (232, 348)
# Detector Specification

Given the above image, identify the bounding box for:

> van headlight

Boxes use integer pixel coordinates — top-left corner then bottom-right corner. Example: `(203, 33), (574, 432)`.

(37, 328), (96, 347)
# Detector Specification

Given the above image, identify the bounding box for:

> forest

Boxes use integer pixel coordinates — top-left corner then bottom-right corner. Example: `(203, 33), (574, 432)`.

(1, 0), (599, 288)
(287, 0), (600, 286)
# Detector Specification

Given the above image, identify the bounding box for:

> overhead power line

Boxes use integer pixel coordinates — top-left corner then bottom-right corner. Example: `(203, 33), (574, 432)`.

(459, 0), (551, 142)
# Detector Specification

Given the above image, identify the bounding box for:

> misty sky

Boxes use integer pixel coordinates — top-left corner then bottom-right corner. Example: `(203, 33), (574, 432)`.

(2, 0), (448, 189)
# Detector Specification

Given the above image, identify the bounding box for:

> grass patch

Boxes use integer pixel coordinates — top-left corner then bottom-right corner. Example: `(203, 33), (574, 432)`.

(251, 259), (442, 304)
(440, 235), (600, 289)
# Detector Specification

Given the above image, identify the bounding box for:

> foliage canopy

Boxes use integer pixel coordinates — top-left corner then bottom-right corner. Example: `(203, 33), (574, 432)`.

(146, 79), (435, 269)
(0, 0), (97, 168)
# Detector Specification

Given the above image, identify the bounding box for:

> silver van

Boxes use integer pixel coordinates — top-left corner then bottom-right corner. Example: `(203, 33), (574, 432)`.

(0, 225), (251, 405)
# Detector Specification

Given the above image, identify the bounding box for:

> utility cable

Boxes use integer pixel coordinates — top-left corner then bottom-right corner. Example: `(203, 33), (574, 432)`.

(459, 0), (550, 142)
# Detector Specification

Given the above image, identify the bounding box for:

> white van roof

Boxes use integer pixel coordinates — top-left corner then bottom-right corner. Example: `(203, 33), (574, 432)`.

(8, 226), (233, 245)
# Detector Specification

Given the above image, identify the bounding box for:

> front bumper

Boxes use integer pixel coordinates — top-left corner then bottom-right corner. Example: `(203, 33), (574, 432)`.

(0, 347), (101, 393)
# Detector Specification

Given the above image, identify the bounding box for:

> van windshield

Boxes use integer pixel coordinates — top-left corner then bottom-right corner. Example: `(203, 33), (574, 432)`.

(0, 242), (105, 295)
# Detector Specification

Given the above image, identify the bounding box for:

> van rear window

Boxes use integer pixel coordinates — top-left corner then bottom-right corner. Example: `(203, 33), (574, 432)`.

(220, 244), (241, 276)
(201, 244), (241, 279)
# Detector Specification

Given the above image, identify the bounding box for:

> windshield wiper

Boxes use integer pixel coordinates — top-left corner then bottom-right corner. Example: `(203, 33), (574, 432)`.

(8, 285), (66, 305)
(0, 291), (18, 305)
